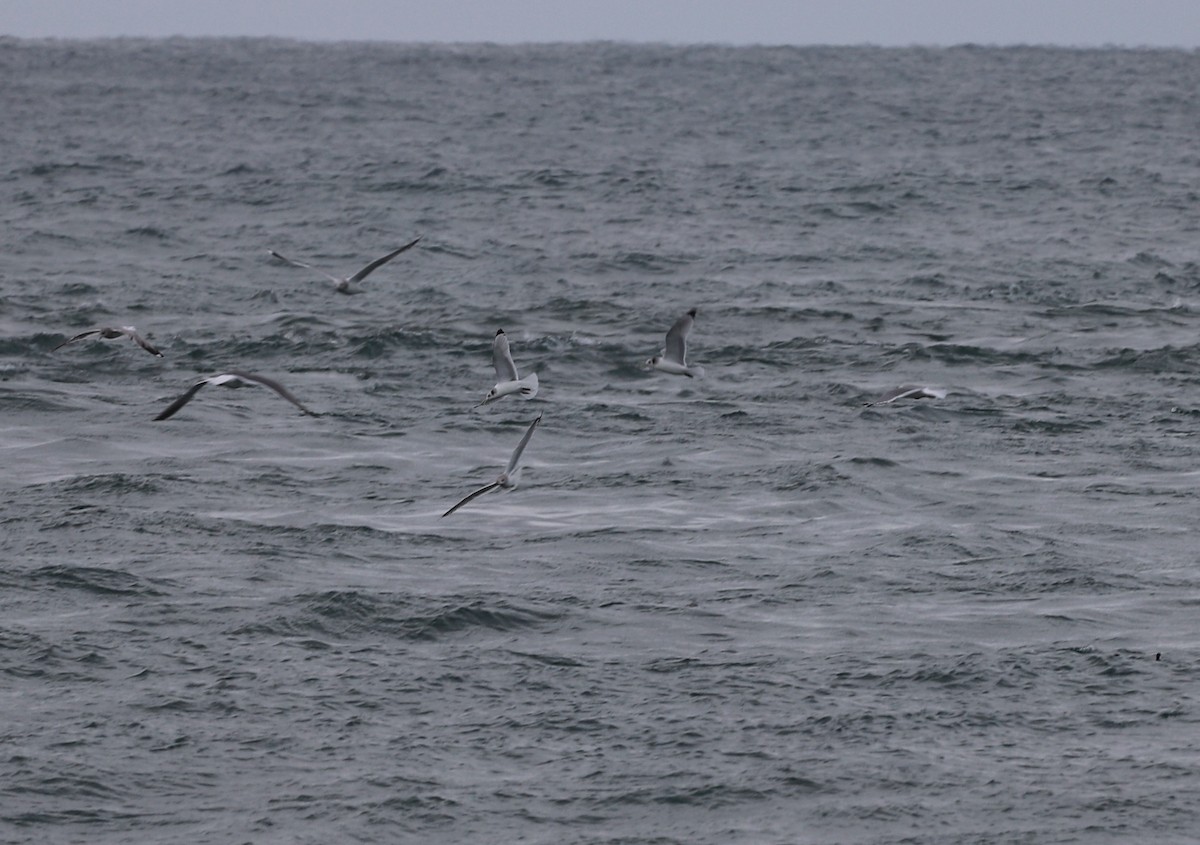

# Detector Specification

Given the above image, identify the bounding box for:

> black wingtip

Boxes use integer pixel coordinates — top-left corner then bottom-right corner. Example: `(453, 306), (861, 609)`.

(495, 328), (505, 336)
(687, 307), (698, 317)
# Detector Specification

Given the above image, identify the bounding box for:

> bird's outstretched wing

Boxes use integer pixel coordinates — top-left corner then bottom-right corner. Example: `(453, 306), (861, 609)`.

(154, 380), (210, 421)
(225, 369), (317, 416)
(505, 413), (542, 475)
(866, 385), (945, 407)
(347, 236), (422, 284)
(664, 308), (696, 365)
(268, 249), (342, 285)
(268, 249), (313, 270)
(119, 327), (164, 357)
(52, 329), (102, 351)
(442, 481), (502, 518)
(492, 329), (519, 382)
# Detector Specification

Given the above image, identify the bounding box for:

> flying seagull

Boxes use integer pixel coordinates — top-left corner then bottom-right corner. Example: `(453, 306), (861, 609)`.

(477, 329), (539, 406)
(865, 385), (946, 407)
(268, 236), (421, 294)
(53, 326), (163, 358)
(442, 414), (542, 518)
(646, 308), (704, 378)
(153, 370), (317, 421)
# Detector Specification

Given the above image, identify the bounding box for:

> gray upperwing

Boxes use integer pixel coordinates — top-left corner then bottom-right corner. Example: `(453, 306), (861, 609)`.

(347, 236), (422, 283)
(442, 481), (501, 518)
(154, 380), (209, 421)
(268, 249), (312, 270)
(227, 369), (317, 415)
(868, 385), (924, 406)
(121, 328), (164, 357)
(505, 413), (542, 475)
(664, 308), (696, 365)
(492, 329), (519, 382)
(52, 329), (100, 351)
(269, 249), (343, 285)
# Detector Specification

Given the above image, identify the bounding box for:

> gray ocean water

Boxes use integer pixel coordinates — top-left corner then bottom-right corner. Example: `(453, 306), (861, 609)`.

(3, 37), (1200, 844)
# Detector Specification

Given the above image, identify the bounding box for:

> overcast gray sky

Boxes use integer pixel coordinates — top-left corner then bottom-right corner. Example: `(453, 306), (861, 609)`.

(3, 0), (1200, 46)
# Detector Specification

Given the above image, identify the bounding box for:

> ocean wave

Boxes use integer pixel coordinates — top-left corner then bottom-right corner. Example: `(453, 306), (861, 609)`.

(233, 591), (559, 642)
(1094, 345), (1200, 372)
(28, 564), (167, 597)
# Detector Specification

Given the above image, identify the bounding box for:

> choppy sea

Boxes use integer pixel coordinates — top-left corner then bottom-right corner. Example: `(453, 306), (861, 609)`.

(3, 38), (1200, 844)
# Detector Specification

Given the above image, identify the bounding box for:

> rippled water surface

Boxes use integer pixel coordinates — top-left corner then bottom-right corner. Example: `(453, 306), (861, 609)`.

(3, 39), (1200, 844)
